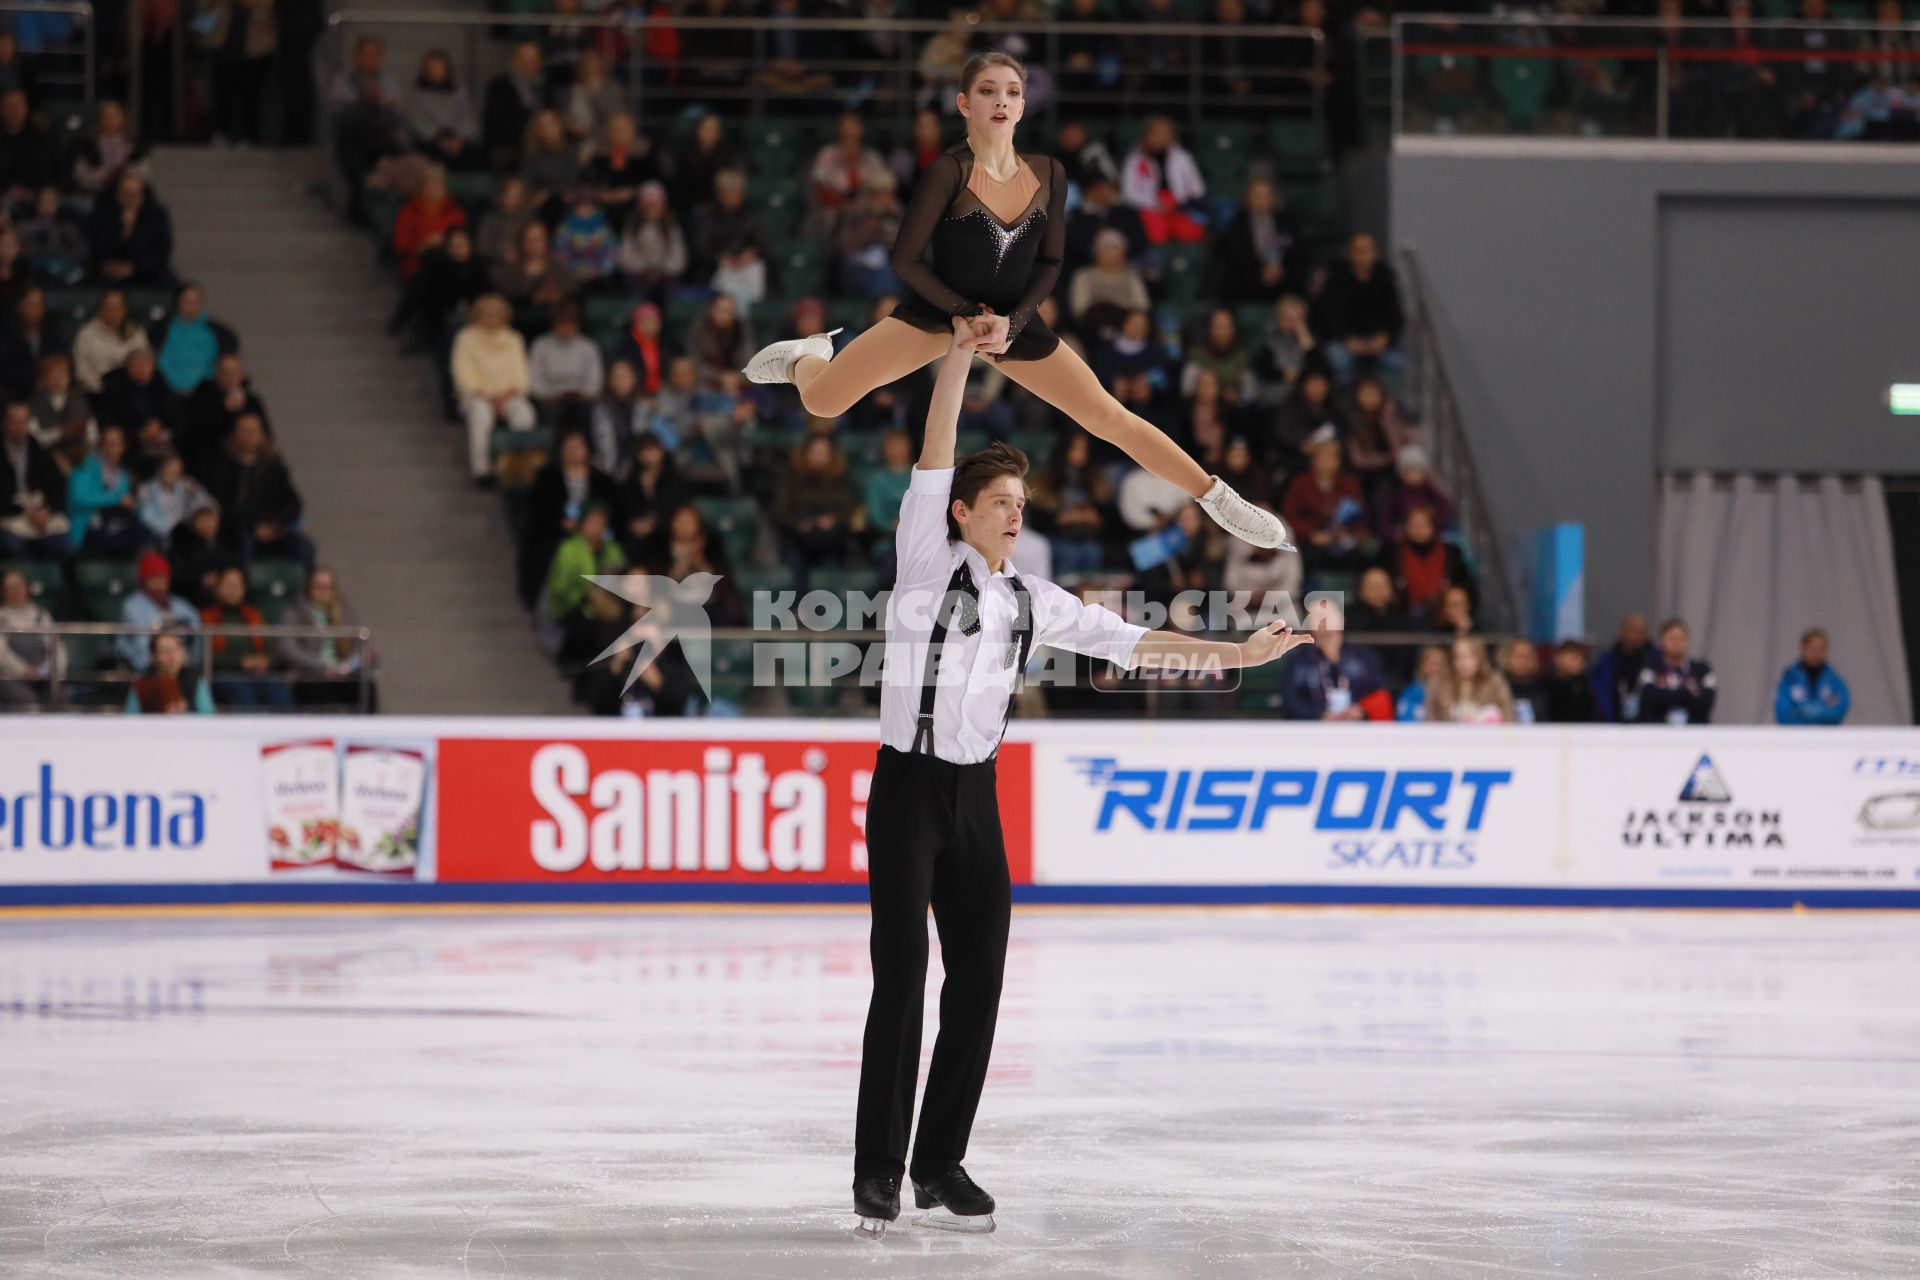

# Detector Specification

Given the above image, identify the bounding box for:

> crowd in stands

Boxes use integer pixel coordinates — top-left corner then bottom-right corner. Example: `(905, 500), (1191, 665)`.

(0, 66), (365, 713)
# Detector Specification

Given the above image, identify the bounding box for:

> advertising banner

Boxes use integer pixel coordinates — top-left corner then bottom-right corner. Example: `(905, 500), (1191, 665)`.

(434, 736), (1034, 886)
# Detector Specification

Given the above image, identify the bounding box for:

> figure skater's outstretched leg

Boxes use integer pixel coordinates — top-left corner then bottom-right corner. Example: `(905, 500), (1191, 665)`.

(743, 318), (950, 418)
(994, 339), (1294, 549)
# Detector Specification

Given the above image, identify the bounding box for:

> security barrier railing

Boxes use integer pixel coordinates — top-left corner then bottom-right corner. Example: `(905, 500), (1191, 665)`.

(1392, 14), (1920, 141)
(0, 621), (376, 713)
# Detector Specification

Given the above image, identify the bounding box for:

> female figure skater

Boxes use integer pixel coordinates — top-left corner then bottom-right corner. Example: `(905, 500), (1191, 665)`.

(743, 51), (1292, 552)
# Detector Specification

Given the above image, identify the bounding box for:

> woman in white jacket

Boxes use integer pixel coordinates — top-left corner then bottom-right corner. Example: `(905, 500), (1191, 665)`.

(0, 567), (65, 708)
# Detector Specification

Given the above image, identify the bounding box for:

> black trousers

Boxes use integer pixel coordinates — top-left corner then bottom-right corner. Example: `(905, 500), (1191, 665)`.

(854, 745), (1012, 1183)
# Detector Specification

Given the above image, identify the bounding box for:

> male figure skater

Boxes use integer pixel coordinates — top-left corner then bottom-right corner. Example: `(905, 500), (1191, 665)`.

(853, 316), (1312, 1238)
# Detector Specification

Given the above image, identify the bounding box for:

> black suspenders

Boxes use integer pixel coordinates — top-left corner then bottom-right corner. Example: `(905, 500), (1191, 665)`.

(909, 560), (1034, 759)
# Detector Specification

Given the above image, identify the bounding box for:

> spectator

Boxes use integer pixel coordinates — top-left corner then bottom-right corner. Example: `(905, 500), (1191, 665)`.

(201, 564), (292, 709)
(1216, 177), (1302, 304)
(183, 352), (266, 471)
(521, 429), (619, 607)
(552, 188), (617, 284)
(890, 109), (950, 197)
(118, 549), (202, 671)
(72, 289), (150, 394)
(573, 566), (703, 716)
(862, 428), (914, 537)
(1434, 583), (1476, 637)
(669, 113), (735, 216)
(1774, 626), (1851, 725)
(612, 302), (670, 395)
(635, 502), (743, 624)
(686, 294), (751, 387)
(1136, 503), (1222, 622)
(392, 164), (467, 280)
(1091, 308), (1166, 392)
(87, 171), (176, 287)
(167, 495), (231, 607)
(205, 413), (311, 569)
(1182, 309), (1256, 405)
(18, 184), (88, 284)
(1375, 444), (1451, 542)
(1316, 233), (1404, 385)
(1053, 118), (1119, 193)
(673, 369), (756, 494)
(1592, 611), (1653, 722)
(1214, 434), (1269, 511)
(1280, 427), (1375, 575)
(1397, 644), (1447, 721)
(612, 430), (687, 557)
(391, 225), (490, 350)
(690, 168), (764, 288)
(1225, 521), (1304, 618)
(125, 629), (214, 714)
(452, 294), (537, 482)
(66, 422), (141, 556)
(200, 0), (278, 147)
(519, 109), (578, 220)
(99, 347), (185, 476)
(494, 220), (573, 337)
(1343, 376), (1416, 500)
(752, 0), (834, 101)
(0, 566), (63, 707)
(137, 450), (212, 546)
(1270, 366), (1341, 471)
(773, 434), (859, 571)
(529, 302), (604, 436)
(28, 353), (92, 468)
(0, 400), (69, 559)
(152, 283), (238, 395)
(1637, 618), (1717, 725)
(1427, 636), (1516, 724)
(617, 181), (687, 301)
(1546, 640), (1599, 723)
(283, 565), (369, 708)
(328, 36), (409, 221)
(1500, 639), (1549, 724)
(544, 500), (627, 643)
(0, 88), (59, 198)
(833, 174), (905, 299)
(590, 359), (648, 476)
(475, 174), (532, 272)
(1028, 432), (1113, 576)
(1120, 115), (1207, 245)
(72, 99), (150, 195)
(483, 41), (548, 168)
(1056, 0), (1122, 103)
(1282, 609), (1388, 721)
(1184, 370), (1246, 475)
(585, 113), (660, 231)
(1382, 505), (1468, 626)
(1347, 563), (1411, 681)
(1068, 228), (1152, 342)
(808, 112), (890, 235)
(406, 50), (479, 169)
(0, 287), (60, 400)
(559, 50), (624, 145)
(1063, 173), (1149, 274)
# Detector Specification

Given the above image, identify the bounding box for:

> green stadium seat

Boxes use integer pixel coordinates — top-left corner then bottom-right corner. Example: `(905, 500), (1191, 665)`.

(840, 429), (887, 465)
(1007, 428), (1060, 466)
(0, 560), (69, 618)
(246, 560), (308, 625)
(1283, 180), (1344, 236)
(825, 298), (869, 335)
(1158, 241), (1210, 301)
(1492, 57), (1556, 131)
(44, 287), (95, 334)
(772, 238), (828, 296)
(805, 565), (880, 598)
(584, 294), (635, 338)
(751, 296), (793, 334)
(733, 566), (798, 611)
(74, 558), (138, 622)
(665, 294), (708, 339)
(1235, 302), (1276, 341)
(445, 170), (496, 215)
(750, 179), (807, 237)
(692, 495), (761, 565)
(1267, 119), (1329, 177)
(954, 428), (989, 457)
(40, 98), (86, 140)
(1414, 53), (1486, 116)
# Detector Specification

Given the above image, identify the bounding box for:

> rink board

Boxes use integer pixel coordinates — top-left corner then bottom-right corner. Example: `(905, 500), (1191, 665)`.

(2, 718), (1918, 907)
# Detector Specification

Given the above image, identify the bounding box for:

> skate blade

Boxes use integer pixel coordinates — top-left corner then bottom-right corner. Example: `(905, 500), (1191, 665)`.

(916, 1209), (996, 1234)
(854, 1216), (890, 1241)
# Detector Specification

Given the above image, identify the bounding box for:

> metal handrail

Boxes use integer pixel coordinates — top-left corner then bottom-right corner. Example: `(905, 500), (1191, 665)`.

(0, 620), (377, 713)
(1394, 245), (1519, 636)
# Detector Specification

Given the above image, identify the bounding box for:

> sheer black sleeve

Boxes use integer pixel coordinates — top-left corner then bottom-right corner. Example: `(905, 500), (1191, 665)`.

(1005, 157), (1068, 344)
(889, 154), (981, 319)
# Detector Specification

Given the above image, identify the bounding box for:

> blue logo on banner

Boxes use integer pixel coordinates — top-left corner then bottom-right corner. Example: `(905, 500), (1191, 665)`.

(0, 764), (208, 852)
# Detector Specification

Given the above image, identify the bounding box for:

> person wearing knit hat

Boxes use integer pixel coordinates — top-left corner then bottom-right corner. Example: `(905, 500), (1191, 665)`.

(118, 547), (203, 672)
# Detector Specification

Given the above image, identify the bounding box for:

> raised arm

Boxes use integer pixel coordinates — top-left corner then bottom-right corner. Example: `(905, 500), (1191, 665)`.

(1003, 157), (1069, 345)
(918, 316), (978, 471)
(889, 155), (981, 319)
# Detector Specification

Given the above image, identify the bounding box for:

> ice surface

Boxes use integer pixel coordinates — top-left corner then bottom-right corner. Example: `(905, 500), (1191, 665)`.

(1, 907), (1917, 1278)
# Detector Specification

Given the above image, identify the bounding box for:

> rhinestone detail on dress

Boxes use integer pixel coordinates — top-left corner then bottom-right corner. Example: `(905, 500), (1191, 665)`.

(948, 208), (1045, 275)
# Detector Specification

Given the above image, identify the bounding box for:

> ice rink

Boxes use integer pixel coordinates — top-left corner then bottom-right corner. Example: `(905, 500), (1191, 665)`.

(2, 906), (1917, 1278)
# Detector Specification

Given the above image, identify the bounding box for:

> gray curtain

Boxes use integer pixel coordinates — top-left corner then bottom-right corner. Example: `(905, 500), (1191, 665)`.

(1656, 472), (1913, 725)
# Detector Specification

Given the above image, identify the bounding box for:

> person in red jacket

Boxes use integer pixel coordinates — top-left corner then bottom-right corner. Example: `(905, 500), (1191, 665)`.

(1279, 426), (1376, 577)
(200, 563), (292, 709)
(392, 165), (467, 280)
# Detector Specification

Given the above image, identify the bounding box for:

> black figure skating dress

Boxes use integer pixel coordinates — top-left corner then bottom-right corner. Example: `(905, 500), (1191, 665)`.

(886, 141), (1067, 362)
